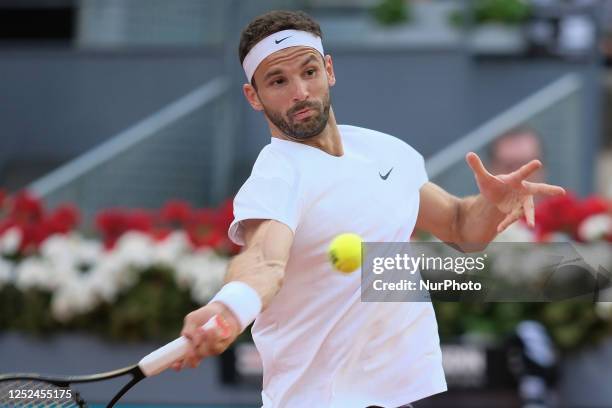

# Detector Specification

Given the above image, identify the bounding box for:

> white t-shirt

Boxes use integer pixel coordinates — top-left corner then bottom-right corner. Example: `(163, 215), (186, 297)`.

(229, 125), (446, 408)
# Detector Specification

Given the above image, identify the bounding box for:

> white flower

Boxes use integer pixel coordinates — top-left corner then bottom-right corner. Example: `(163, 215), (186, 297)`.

(578, 214), (612, 242)
(51, 277), (98, 322)
(90, 252), (140, 299)
(40, 234), (77, 267)
(153, 231), (192, 266)
(494, 221), (534, 242)
(14, 257), (56, 291)
(76, 238), (103, 265)
(113, 232), (155, 269)
(0, 258), (14, 288)
(87, 269), (119, 302)
(40, 233), (103, 273)
(595, 301), (612, 321)
(53, 264), (81, 291)
(175, 249), (227, 304)
(9, 226), (230, 321)
(0, 227), (22, 255)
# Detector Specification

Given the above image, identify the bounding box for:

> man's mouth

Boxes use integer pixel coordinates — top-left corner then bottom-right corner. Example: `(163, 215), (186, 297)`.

(293, 108), (313, 120)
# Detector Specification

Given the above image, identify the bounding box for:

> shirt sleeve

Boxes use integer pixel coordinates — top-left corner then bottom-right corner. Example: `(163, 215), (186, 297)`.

(414, 150), (428, 190)
(228, 148), (301, 246)
(402, 141), (428, 191)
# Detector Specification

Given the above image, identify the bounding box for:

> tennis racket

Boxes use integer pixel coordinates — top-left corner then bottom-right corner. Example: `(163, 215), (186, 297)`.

(0, 315), (223, 408)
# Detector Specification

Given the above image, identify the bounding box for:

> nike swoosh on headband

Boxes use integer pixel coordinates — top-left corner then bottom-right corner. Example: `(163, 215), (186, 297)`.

(275, 36), (292, 44)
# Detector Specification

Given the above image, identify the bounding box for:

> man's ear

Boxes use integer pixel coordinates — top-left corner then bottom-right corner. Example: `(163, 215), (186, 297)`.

(324, 55), (336, 87)
(243, 83), (264, 111)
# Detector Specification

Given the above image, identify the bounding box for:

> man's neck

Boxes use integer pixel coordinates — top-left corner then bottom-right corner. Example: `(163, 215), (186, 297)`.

(271, 108), (343, 157)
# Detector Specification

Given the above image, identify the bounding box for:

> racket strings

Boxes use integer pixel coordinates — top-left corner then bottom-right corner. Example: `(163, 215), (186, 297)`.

(0, 379), (85, 408)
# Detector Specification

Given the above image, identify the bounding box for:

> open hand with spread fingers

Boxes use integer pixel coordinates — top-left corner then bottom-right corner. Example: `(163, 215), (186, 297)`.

(465, 152), (566, 233)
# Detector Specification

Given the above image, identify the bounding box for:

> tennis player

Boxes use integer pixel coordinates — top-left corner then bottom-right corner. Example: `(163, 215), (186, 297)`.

(174, 10), (566, 408)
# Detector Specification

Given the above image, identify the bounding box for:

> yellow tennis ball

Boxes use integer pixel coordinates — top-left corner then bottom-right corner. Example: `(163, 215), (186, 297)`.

(328, 233), (363, 274)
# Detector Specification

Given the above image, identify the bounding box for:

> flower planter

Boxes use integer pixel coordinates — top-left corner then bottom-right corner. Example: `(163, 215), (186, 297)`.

(469, 24), (527, 55)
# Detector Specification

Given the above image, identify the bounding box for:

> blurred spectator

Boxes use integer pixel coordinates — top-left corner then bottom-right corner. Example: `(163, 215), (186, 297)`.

(491, 130), (560, 406)
(488, 128), (608, 244)
(489, 127), (545, 184)
(506, 321), (559, 408)
(489, 128), (546, 241)
(527, 0), (599, 58)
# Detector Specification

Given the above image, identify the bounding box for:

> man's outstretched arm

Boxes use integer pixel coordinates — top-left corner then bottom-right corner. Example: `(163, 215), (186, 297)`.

(416, 183), (505, 251)
(173, 219), (293, 369)
(416, 152), (565, 252)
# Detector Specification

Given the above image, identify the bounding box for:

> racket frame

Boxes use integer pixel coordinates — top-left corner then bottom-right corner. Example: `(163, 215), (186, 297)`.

(0, 365), (145, 408)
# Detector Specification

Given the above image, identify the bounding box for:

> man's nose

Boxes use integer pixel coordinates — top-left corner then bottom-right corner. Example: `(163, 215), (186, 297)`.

(292, 79), (309, 102)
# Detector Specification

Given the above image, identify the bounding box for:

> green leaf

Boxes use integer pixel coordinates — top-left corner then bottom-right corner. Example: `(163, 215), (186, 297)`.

(371, 0), (410, 26)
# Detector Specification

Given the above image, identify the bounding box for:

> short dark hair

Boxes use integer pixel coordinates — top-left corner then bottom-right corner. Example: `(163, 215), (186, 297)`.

(238, 10), (323, 65)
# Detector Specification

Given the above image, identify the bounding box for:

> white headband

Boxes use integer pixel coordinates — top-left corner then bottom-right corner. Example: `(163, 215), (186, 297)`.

(242, 29), (324, 82)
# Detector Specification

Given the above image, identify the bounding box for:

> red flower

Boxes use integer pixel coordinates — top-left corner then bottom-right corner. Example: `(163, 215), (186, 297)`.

(181, 199), (238, 253)
(151, 227), (173, 242)
(188, 227), (225, 249)
(0, 219), (16, 236)
(534, 192), (581, 241)
(576, 196), (612, 242)
(212, 199), (239, 255)
(96, 209), (130, 248)
(126, 209), (153, 232)
(186, 222), (213, 248)
(160, 200), (193, 227)
(9, 190), (44, 224)
(534, 193), (612, 242)
(214, 199), (235, 231)
(45, 204), (80, 235)
(0, 190), (242, 254)
(0, 190), (75, 253)
(578, 196), (610, 221)
(95, 208), (154, 248)
(0, 189), (7, 209)
(189, 208), (216, 227)
(18, 223), (49, 254)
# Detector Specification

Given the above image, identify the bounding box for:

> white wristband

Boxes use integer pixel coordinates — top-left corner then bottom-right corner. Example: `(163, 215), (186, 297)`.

(209, 281), (262, 331)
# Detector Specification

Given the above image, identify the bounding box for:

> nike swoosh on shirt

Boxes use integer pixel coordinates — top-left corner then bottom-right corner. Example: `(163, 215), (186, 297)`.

(275, 36), (292, 44)
(379, 167), (394, 180)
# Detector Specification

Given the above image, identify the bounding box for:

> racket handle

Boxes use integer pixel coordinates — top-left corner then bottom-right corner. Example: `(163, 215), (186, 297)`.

(138, 315), (220, 377)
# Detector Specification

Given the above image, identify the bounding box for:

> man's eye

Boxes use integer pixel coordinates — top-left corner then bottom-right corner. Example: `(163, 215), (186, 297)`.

(273, 78), (285, 86)
(306, 69), (316, 76)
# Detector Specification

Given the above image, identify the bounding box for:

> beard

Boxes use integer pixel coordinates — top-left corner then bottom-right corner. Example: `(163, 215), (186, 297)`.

(263, 91), (331, 140)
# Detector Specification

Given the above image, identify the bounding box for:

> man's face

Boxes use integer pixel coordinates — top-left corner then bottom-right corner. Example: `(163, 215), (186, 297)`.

(492, 132), (544, 182)
(243, 47), (336, 140)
